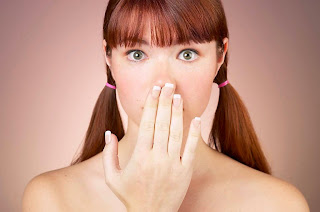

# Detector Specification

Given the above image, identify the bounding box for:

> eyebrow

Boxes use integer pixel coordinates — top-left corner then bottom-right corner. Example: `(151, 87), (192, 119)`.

(136, 39), (150, 46)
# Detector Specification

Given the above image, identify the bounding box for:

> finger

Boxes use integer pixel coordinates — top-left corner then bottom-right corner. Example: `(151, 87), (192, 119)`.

(153, 83), (175, 155)
(134, 85), (161, 154)
(181, 117), (201, 168)
(102, 130), (121, 185)
(168, 94), (183, 160)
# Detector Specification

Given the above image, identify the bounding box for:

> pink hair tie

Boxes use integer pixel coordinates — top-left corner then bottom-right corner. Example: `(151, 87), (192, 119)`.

(218, 80), (229, 88)
(107, 81), (227, 89)
(106, 82), (116, 89)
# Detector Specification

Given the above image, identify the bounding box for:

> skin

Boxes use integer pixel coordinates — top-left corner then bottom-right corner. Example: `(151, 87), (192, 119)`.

(103, 83), (203, 211)
(21, 24), (310, 212)
(103, 24), (228, 176)
(102, 24), (229, 210)
(105, 38), (227, 154)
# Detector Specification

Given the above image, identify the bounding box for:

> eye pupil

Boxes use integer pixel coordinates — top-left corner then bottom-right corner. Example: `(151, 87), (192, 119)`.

(183, 51), (192, 60)
(133, 51), (142, 60)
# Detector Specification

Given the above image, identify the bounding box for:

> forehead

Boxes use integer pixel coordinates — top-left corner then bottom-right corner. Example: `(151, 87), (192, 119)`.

(135, 23), (180, 46)
(104, 0), (221, 50)
(117, 23), (209, 48)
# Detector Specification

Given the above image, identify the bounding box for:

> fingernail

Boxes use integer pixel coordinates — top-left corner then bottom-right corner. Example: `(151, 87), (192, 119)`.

(105, 130), (111, 144)
(193, 117), (201, 128)
(173, 94), (181, 108)
(152, 85), (161, 99)
(164, 83), (174, 96)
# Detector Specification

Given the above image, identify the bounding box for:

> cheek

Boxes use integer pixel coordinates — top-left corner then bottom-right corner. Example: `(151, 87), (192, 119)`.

(111, 58), (154, 123)
(117, 84), (143, 109)
(180, 84), (212, 117)
(111, 58), (147, 98)
(192, 86), (212, 114)
(116, 79), (148, 125)
(112, 56), (148, 82)
(179, 70), (214, 116)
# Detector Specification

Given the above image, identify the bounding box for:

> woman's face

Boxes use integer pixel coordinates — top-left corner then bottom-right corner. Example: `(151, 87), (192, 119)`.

(104, 26), (227, 128)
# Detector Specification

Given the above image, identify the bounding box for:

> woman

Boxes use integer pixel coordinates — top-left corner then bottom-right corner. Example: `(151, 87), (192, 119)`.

(22, 0), (310, 211)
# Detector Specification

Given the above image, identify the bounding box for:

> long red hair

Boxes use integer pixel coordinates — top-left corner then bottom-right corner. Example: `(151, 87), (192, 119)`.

(70, 0), (272, 175)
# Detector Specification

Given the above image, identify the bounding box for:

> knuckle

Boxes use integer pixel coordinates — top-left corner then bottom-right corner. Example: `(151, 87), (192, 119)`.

(104, 173), (113, 186)
(186, 146), (196, 154)
(169, 165), (182, 177)
(141, 120), (155, 132)
(189, 130), (199, 139)
(153, 142), (167, 153)
(172, 110), (183, 118)
(158, 100), (171, 108)
(132, 147), (144, 159)
(145, 100), (158, 109)
(169, 130), (182, 142)
(155, 121), (170, 132)
(184, 161), (194, 172)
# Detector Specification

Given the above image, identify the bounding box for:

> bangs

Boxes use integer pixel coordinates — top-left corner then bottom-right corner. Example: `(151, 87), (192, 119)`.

(104, 0), (221, 49)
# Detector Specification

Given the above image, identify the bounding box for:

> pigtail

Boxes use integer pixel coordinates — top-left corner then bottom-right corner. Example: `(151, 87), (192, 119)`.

(210, 50), (272, 174)
(70, 71), (124, 165)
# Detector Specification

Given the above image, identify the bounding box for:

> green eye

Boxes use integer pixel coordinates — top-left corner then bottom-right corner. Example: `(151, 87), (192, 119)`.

(126, 48), (199, 63)
(179, 49), (198, 61)
(127, 50), (145, 62)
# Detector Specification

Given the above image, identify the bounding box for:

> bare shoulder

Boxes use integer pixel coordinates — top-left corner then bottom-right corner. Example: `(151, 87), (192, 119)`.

(208, 152), (310, 211)
(22, 163), (88, 211)
(22, 168), (67, 211)
(22, 155), (116, 211)
(240, 169), (309, 211)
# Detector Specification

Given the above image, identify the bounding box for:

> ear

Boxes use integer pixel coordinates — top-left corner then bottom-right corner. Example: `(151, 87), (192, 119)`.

(103, 39), (112, 68)
(216, 37), (229, 72)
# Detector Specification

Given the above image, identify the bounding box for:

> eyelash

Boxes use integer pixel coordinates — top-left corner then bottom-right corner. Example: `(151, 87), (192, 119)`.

(125, 49), (199, 63)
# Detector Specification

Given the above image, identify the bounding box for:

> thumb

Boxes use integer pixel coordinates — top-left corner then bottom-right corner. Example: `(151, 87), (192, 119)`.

(102, 130), (121, 184)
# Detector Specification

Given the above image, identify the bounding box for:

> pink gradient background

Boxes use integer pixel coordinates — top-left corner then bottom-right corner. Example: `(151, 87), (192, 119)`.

(1, 0), (319, 211)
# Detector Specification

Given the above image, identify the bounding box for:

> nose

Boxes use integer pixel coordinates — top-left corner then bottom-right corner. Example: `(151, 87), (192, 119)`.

(151, 61), (176, 90)
(153, 81), (176, 91)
